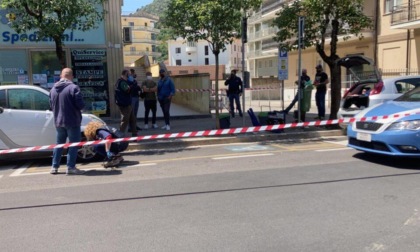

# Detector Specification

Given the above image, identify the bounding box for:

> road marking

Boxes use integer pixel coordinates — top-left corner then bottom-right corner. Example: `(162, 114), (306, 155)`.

(225, 145), (272, 152)
(10, 168), (27, 177)
(212, 153), (274, 160)
(316, 147), (352, 152)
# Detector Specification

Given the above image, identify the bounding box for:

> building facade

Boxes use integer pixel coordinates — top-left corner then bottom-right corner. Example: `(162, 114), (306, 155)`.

(247, 0), (420, 87)
(121, 11), (161, 67)
(0, 1), (125, 118)
(167, 37), (244, 79)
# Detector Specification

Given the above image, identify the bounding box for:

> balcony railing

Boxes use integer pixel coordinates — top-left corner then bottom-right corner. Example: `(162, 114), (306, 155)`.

(130, 25), (160, 33)
(248, 26), (279, 41)
(391, 2), (420, 25)
(131, 38), (160, 44)
(124, 51), (162, 57)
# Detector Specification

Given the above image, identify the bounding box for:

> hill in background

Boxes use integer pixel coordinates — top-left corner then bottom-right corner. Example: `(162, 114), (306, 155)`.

(137, 0), (170, 18)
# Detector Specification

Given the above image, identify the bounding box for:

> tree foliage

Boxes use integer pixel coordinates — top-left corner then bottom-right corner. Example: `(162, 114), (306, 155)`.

(272, 0), (373, 119)
(1, 0), (107, 67)
(162, 0), (261, 128)
(139, 0), (172, 17)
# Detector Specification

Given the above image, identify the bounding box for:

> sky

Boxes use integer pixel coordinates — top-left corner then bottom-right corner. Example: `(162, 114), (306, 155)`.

(122, 0), (154, 13)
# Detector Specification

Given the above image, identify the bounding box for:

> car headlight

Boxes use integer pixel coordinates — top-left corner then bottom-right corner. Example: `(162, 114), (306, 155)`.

(386, 120), (420, 131)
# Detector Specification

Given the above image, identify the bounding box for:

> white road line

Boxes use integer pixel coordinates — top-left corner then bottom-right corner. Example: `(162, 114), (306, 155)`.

(10, 167), (28, 177)
(315, 147), (352, 152)
(212, 153), (274, 160)
(131, 163), (157, 167)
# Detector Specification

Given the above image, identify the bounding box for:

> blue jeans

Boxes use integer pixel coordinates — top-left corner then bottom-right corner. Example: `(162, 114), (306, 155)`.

(52, 126), (81, 169)
(315, 90), (326, 118)
(228, 93), (242, 116)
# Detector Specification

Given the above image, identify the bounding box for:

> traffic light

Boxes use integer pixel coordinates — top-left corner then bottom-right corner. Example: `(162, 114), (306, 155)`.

(241, 17), (247, 44)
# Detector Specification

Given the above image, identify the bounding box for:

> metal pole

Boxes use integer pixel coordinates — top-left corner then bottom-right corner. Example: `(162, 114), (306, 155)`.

(297, 16), (304, 122)
(241, 13), (247, 126)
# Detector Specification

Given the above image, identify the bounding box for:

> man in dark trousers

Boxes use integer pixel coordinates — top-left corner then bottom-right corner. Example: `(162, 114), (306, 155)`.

(49, 68), (85, 175)
(115, 69), (138, 136)
(313, 64), (329, 120)
(224, 69), (243, 117)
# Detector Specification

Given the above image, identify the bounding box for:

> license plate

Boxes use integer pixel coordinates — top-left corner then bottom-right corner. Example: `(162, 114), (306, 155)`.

(357, 132), (371, 142)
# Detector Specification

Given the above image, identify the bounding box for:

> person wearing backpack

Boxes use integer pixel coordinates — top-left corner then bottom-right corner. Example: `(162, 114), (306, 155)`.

(224, 69), (243, 118)
(84, 121), (127, 167)
(115, 69), (138, 137)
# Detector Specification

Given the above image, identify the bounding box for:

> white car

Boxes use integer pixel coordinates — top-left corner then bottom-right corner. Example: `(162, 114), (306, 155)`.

(0, 85), (106, 161)
(337, 55), (420, 129)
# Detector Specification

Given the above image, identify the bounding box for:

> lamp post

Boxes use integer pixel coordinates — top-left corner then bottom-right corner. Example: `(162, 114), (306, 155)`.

(241, 12), (247, 126)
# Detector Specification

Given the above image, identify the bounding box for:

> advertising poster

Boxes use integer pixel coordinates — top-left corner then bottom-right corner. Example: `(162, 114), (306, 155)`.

(71, 49), (109, 117)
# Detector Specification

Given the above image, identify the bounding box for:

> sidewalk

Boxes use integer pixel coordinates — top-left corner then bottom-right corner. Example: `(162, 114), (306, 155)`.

(104, 108), (343, 151)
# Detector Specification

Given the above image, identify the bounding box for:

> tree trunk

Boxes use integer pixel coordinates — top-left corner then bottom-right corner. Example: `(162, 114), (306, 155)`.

(53, 36), (66, 68)
(328, 63), (341, 120)
(214, 50), (220, 129)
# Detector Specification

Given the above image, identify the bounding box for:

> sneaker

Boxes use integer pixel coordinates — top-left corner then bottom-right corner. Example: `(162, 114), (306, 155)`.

(166, 125), (170, 130)
(161, 125), (167, 129)
(144, 124), (149, 130)
(50, 168), (58, 174)
(152, 124), (158, 129)
(66, 168), (86, 175)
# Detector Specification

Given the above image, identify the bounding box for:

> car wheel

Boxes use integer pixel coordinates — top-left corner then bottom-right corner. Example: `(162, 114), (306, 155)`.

(77, 137), (102, 162)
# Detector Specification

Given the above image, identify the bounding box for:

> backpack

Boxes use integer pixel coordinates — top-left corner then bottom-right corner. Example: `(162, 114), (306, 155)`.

(96, 126), (129, 153)
(114, 79), (131, 107)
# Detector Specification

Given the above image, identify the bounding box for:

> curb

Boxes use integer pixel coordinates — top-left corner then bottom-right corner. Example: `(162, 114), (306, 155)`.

(126, 129), (343, 151)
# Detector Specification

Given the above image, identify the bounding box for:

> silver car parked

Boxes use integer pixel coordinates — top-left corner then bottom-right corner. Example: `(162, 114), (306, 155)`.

(337, 55), (420, 130)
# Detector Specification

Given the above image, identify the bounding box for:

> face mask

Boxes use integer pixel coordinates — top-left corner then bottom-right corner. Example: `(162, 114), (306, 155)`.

(147, 76), (152, 80)
(160, 74), (165, 78)
(128, 76), (134, 82)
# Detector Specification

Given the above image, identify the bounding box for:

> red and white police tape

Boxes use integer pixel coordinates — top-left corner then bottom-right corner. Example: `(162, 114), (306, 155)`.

(176, 87), (278, 93)
(0, 111), (418, 155)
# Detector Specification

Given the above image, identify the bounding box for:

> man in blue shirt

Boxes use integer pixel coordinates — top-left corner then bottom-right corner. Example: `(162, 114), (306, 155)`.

(224, 70), (243, 117)
(157, 69), (176, 130)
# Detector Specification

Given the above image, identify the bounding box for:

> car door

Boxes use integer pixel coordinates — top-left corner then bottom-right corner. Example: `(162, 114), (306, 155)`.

(0, 87), (55, 149)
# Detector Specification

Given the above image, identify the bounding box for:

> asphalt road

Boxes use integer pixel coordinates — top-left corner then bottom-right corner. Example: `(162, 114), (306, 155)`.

(0, 136), (420, 251)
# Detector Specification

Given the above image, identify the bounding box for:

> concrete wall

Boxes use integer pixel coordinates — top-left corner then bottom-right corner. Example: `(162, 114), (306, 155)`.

(171, 73), (211, 114)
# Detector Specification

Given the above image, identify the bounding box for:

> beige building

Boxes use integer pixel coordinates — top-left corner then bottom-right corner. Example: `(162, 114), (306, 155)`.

(121, 11), (161, 68)
(247, 0), (420, 87)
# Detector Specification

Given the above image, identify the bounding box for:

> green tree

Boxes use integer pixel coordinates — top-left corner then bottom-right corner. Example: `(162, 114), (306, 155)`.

(1, 0), (107, 68)
(163, 0), (261, 128)
(272, 0), (373, 119)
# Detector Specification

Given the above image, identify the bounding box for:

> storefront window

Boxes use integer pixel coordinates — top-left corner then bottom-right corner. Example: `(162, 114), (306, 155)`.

(31, 51), (64, 89)
(0, 50), (28, 85)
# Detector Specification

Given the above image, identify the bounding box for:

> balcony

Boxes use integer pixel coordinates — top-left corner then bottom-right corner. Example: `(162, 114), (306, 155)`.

(391, 2), (420, 29)
(186, 42), (197, 53)
(130, 25), (160, 33)
(248, 26), (278, 42)
(124, 51), (162, 57)
(131, 38), (161, 44)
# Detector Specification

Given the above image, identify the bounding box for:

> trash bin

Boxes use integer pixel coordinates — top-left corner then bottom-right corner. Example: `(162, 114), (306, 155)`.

(258, 112), (268, 126)
(219, 113), (230, 129)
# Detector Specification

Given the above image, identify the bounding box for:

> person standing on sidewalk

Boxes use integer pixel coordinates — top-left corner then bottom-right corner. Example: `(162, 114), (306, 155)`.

(313, 64), (329, 120)
(224, 69), (243, 117)
(280, 68), (310, 115)
(129, 69), (141, 123)
(142, 72), (158, 129)
(49, 68), (85, 175)
(157, 69), (175, 131)
(115, 69), (138, 136)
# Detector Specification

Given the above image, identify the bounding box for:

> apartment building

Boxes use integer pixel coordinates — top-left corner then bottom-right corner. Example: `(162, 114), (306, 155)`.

(121, 11), (161, 67)
(247, 0), (419, 86)
(167, 37), (244, 80)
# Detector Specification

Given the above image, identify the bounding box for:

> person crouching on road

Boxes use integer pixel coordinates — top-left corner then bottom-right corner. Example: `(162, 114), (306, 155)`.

(84, 122), (126, 166)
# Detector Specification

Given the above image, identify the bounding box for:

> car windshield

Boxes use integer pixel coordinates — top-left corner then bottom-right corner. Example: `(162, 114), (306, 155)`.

(349, 64), (379, 83)
(394, 86), (420, 102)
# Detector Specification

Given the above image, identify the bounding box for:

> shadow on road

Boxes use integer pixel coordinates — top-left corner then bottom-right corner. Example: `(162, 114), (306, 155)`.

(352, 152), (420, 170)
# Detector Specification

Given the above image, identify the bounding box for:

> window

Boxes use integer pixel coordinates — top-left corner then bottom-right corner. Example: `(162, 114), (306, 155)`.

(151, 33), (156, 40)
(0, 50), (29, 85)
(175, 47), (181, 54)
(129, 22), (134, 27)
(0, 90), (6, 107)
(205, 46), (209, 56)
(385, 0), (402, 13)
(188, 59), (192, 62)
(145, 22), (148, 27)
(234, 58), (237, 64)
(234, 45), (237, 51)
(152, 45), (156, 52)
(176, 59), (182, 66)
(205, 58), (209, 65)
(8, 89), (49, 110)
(269, 60), (273, 67)
(146, 47), (149, 51)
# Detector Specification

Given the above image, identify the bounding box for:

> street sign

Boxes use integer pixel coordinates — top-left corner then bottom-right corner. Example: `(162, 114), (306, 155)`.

(278, 48), (288, 80)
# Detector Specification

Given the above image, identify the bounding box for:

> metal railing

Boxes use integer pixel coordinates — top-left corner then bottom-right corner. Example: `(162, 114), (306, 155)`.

(124, 51), (162, 57)
(130, 26), (160, 33)
(391, 2), (420, 25)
